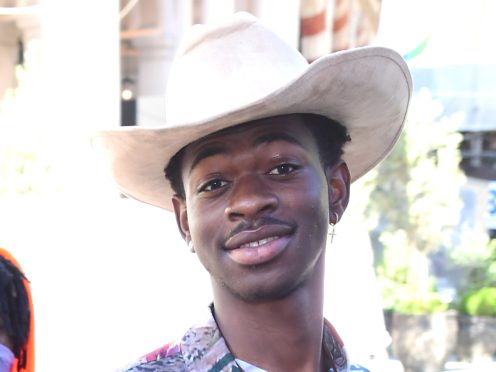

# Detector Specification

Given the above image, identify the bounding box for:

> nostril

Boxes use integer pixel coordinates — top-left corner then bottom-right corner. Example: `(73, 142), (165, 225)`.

(226, 207), (243, 219)
(260, 202), (275, 214)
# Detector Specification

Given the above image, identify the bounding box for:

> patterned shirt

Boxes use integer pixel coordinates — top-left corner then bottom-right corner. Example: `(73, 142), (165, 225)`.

(119, 306), (369, 372)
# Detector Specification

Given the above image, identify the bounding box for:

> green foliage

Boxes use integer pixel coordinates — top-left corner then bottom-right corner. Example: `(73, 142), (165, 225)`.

(366, 89), (466, 313)
(459, 287), (496, 316)
(393, 292), (449, 314)
(367, 88), (465, 253)
(377, 235), (449, 313)
(379, 272), (449, 314)
(449, 235), (496, 295)
(0, 132), (55, 197)
(0, 55), (61, 198)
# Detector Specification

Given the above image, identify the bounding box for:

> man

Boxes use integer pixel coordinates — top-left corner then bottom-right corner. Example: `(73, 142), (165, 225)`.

(94, 12), (411, 372)
(0, 248), (35, 372)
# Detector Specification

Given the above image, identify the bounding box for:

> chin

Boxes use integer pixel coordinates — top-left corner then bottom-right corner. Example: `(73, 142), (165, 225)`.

(221, 272), (306, 303)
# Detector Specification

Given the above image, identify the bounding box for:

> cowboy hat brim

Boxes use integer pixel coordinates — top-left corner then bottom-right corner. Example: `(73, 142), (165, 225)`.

(93, 46), (411, 211)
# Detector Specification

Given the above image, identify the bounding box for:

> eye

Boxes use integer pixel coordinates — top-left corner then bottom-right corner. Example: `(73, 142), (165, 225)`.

(199, 179), (229, 193)
(268, 163), (300, 175)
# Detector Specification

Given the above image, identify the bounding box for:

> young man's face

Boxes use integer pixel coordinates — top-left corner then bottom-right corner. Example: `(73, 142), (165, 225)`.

(173, 114), (349, 302)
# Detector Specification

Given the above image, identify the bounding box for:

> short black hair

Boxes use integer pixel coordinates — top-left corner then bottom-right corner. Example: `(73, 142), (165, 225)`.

(0, 256), (30, 369)
(164, 114), (350, 199)
(303, 113), (351, 167)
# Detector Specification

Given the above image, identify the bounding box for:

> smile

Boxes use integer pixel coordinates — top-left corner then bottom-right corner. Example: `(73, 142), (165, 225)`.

(240, 236), (279, 248)
(224, 224), (294, 266)
(224, 223), (294, 250)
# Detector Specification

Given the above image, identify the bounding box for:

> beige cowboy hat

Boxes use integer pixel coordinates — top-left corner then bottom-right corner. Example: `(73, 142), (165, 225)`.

(93, 12), (412, 211)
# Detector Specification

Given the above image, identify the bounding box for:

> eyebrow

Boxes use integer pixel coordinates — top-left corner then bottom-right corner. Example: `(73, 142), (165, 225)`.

(253, 132), (305, 149)
(189, 146), (227, 175)
(188, 131), (307, 174)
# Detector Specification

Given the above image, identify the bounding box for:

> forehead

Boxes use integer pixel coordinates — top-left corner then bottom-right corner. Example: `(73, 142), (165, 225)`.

(199, 114), (307, 141)
(182, 114), (318, 169)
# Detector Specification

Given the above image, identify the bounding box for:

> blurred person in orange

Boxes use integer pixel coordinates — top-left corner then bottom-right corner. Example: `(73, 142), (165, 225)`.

(0, 248), (34, 372)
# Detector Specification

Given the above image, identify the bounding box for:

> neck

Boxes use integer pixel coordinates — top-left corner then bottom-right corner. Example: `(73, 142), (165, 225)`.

(212, 255), (327, 372)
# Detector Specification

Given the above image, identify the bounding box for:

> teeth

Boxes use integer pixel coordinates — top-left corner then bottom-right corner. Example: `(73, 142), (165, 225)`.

(241, 236), (279, 248)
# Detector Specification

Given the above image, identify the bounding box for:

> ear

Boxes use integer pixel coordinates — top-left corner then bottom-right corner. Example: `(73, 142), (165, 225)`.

(325, 160), (351, 223)
(172, 195), (190, 242)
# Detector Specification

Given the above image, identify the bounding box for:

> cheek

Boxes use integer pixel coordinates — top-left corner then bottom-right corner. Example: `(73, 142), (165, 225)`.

(188, 209), (211, 243)
(296, 171), (329, 213)
(296, 172), (330, 237)
(187, 198), (226, 250)
(188, 201), (225, 266)
(187, 208), (218, 272)
(272, 167), (328, 220)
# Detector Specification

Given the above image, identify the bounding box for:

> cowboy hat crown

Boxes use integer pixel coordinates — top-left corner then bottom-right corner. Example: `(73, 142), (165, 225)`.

(93, 12), (412, 210)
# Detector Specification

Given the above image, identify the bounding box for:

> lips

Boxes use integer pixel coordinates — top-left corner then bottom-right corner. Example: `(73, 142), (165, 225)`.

(225, 224), (294, 249)
(224, 224), (294, 266)
(240, 236), (279, 248)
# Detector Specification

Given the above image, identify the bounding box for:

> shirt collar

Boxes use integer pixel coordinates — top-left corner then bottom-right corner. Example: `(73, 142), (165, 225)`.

(180, 305), (350, 372)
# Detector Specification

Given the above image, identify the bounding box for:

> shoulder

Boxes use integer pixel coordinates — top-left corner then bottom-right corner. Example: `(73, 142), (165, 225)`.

(117, 341), (186, 372)
(323, 319), (371, 372)
(116, 306), (230, 372)
(117, 341), (189, 371)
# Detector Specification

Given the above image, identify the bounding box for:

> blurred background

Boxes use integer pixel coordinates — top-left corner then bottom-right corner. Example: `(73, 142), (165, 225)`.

(0, 0), (495, 371)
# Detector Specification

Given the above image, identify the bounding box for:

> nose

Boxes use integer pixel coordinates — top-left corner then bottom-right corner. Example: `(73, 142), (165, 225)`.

(225, 174), (278, 221)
